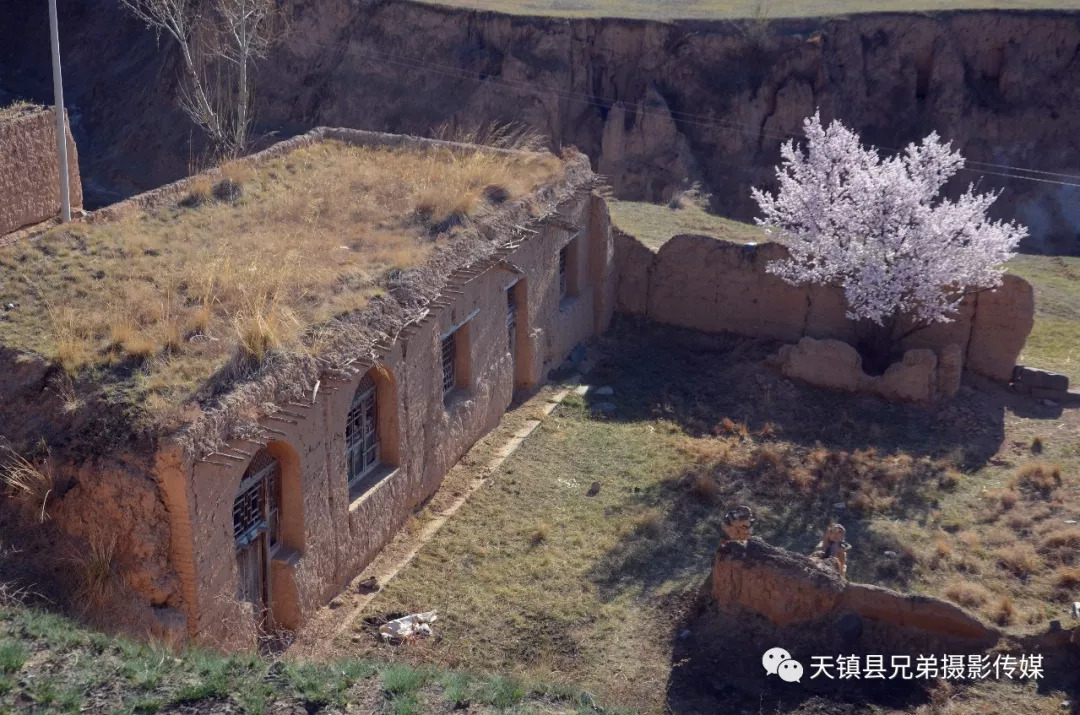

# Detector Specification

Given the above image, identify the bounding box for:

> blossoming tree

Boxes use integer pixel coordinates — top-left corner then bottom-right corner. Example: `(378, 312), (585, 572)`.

(753, 113), (1027, 372)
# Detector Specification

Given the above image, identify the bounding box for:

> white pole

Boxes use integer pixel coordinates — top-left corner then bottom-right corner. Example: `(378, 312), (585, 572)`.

(48, 0), (71, 222)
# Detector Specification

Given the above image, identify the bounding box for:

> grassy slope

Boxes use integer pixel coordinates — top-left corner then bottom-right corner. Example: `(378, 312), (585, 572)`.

(610, 200), (1080, 384)
(608, 200), (767, 250)
(419, 0), (1080, 20)
(0, 604), (614, 714)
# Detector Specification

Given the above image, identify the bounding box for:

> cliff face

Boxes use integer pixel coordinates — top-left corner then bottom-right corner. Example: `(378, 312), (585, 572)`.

(3, 0), (1079, 251)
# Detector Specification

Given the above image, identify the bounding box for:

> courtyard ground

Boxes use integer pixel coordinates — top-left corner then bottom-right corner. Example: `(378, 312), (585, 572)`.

(305, 318), (1078, 714)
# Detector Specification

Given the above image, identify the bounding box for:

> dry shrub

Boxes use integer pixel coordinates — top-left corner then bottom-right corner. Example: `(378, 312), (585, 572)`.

(633, 510), (663, 538)
(0, 449), (53, 521)
(528, 524), (549, 547)
(1006, 513), (1034, 532)
(716, 417), (749, 439)
(938, 469), (961, 491)
(931, 538), (952, 567)
(689, 472), (719, 504)
(990, 594), (1016, 626)
(1011, 462), (1063, 496)
(1053, 566), (1080, 589)
(1038, 527), (1080, 565)
(753, 444), (784, 473)
(756, 422), (777, 439)
(998, 490), (1019, 511)
(994, 543), (1041, 577)
(71, 534), (118, 610)
(943, 581), (992, 609)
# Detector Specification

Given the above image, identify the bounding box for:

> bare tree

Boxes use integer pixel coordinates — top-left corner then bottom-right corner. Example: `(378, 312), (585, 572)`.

(120, 0), (278, 157)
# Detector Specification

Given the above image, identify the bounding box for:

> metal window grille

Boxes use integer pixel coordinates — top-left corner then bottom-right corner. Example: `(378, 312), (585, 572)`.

(441, 333), (456, 395)
(506, 287), (517, 355)
(558, 246), (568, 297)
(346, 374), (380, 485)
(232, 449), (280, 550)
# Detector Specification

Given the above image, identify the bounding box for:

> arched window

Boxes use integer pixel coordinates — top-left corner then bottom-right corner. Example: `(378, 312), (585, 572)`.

(346, 373), (380, 486)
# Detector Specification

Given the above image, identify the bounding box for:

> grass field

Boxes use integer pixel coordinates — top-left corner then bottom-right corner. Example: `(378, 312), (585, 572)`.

(335, 322), (1079, 713)
(421, 0), (1080, 20)
(0, 602), (617, 713)
(608, 199), (766, 250)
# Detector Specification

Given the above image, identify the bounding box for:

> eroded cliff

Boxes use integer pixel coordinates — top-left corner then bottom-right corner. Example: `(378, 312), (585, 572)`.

(2, 1), (1079, 251)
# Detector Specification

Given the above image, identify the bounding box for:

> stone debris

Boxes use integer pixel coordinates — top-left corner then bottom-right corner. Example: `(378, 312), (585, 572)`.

(812, 523), (851, 580)
(379, 610), (437, 642)
(594, 386), (614, 396)
(357, 577), (379, 593)
(721, 506), (755, 543)
(587, 481), (601, 497)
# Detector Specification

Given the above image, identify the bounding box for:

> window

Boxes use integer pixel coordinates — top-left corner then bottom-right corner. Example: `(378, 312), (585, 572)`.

(441, 332), (456, 396)
(232, 449), (280, 553)
(506, 286), (517, 355)
(346, 374), (380, 486)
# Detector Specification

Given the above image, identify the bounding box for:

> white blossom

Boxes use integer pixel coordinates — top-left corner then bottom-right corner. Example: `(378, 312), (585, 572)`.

(752, 113), (1027, 328)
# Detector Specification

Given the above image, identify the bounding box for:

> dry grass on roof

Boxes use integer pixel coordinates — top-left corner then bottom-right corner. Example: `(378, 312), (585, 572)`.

(0, 139), (564, 423)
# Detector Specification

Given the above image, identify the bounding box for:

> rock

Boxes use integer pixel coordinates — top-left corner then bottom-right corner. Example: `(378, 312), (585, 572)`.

(833, 502), (846, 510)
(357, 577), (379, 593)
(774, 338), (866, 392)
(1015, 366), (1070, 392)
(330, 597), (344, 609)
(592, 401), (616, 414)
(1049, 620), (1062, 632)
(679, 629), (692, 640)
(883, 550), (899, 559)
(875, 349), (937, 403)
(594, 386), (614, 396)
(1064, 520), (1077, 525)
(586, 481), (601, 497)
(1042, 399), (1060, 407)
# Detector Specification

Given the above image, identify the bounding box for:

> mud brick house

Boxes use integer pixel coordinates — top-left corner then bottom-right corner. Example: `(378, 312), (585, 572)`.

(0, 128), (615, 645)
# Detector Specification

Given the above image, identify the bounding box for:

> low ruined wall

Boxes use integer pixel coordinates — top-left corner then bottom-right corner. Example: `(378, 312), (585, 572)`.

(711, 537), (998, 649)
(0, 107), (82, 238)
(615, 232), (1035, 383)
(168, 190), (615, 645)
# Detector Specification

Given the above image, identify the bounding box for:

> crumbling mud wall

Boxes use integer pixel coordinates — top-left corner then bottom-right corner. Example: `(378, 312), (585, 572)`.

(0, 106), (82, 239)
(166, 189), (615, 646)
(711, 538), (998, 648)
(0, 448), (187, 641)
(616, 232), (1034, 384)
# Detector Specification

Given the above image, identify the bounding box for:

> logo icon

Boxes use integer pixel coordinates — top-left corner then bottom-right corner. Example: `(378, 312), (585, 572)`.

(763, 647), (803, 683)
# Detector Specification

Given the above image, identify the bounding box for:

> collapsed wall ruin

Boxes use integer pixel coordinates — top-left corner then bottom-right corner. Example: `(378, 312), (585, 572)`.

(0, 105), (82, 239)
(615, 230), (1036, 399)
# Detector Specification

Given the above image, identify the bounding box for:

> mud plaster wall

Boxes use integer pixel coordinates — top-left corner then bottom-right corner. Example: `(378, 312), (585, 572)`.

(616, 232), (1034, 382)
(0, 108), (82, 237)
(169, 192), (614, 645)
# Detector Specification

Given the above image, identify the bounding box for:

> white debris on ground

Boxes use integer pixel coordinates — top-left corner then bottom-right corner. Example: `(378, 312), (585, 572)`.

(379, 611), (437, 642)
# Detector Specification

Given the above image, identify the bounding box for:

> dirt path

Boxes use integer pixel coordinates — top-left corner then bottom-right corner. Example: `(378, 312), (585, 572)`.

(288, 378), (582, 661)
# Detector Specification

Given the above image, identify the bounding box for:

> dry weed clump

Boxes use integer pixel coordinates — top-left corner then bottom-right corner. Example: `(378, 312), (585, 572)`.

(943, 580), (992, 609)
(990, 594), (1016, 625)
(689, 472), (719, 504)
(1037, 526), (1080, 565)
(0, 139), (564, 417)
(0, 448), (53, 521)
(994, 543), (1041, 577)
(70, 534), (118, 610)
(1010, 461), (1063, 497)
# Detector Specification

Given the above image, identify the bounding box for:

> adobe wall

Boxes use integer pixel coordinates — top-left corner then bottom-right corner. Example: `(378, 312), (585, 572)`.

(163, 191), (615, 645)
(616, 232), (1035, 383)
(0, 107), (83, 239)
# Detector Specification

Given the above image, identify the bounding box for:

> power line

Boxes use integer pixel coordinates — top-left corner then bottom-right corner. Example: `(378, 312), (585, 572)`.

(278, 36), (1080, 189)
